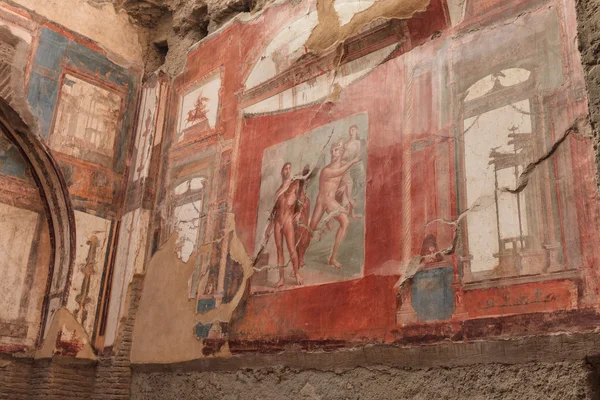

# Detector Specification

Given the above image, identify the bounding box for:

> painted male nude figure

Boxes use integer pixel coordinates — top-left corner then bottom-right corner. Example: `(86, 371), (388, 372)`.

(308, 140), (361, 269)
(269, 162), (304, 287)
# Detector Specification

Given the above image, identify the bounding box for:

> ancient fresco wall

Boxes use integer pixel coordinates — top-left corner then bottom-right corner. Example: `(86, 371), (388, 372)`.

(105, 75), (168, 349)
(131, 0), (600, 364)
(0, 1), (140, 355)
(0, 4), (53, 351)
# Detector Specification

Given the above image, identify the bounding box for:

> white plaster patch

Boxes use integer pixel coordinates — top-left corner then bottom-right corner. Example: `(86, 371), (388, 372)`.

(0, 5), (34, 44)
(0, 203), (38, 320)
(465, 68), (532, 102)
(334, 0), (377, 26)
(446, 0), (468, 26)
(105, 208), (150, 347)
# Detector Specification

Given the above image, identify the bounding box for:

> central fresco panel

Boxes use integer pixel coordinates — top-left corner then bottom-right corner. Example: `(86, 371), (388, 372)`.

(132, 0), (600, 363)
(253, 114), (368, 291)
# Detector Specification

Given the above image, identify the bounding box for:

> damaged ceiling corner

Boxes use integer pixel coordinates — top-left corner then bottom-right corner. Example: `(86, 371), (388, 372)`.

(117, 0), (432, 78)
(114, 0), (278, 78)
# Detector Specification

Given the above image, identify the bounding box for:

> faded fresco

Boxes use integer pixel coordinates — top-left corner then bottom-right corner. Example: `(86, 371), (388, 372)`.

(66, 211), (112, 336)
(0, 18), (141, 353)
(0, 203), (39, 321)
(49, 74), (123, 167)
(253, 114), (368, 290)
(104, 76), (167, 348)
(133, 84), (159, 183)
(0, 99), (52, 347)
(171, 177), (208, 262)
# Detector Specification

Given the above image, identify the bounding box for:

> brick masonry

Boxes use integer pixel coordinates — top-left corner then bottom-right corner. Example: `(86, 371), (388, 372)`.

(0, 276), (143, 399)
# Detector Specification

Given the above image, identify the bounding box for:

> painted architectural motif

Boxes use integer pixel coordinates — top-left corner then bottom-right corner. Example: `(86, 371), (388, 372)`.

(66, 211), (112, 336)
(49, 74), (123, 167)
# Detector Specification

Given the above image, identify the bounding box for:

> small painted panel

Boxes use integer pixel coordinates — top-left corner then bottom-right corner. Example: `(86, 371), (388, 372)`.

(177, 69), (221, 142)
(411, 266), (455, 322)
(49, 74), (123, 167)
(253, 114), (368, 291)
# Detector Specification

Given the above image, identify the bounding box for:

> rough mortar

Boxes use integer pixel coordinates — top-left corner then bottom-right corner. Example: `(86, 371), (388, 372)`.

(576, 0), (600, 190)
(131, 362), (598, 400)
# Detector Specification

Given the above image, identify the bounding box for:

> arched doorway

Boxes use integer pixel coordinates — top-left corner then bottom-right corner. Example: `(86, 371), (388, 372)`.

(0, 97), (75, 346)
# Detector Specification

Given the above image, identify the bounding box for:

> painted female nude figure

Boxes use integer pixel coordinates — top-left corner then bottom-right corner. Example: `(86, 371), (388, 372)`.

(336, 124), (364, 219)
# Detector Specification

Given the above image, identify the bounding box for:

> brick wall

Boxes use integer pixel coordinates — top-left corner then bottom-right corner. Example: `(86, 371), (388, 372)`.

(93, 275), (144, 400)
(0, 276), (144, 399)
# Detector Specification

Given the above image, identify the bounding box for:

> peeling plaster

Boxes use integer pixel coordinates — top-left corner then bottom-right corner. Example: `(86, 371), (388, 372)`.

(192, 214), (253, 329)
(132, 0), (599, 366)
(132, 211), (254, 363)
(35, 307), (96, 360)
(306, 0), (430, 53)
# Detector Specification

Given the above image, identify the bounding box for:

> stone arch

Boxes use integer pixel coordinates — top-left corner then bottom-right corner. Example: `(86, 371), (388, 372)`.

(0, 97), (75, 341)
